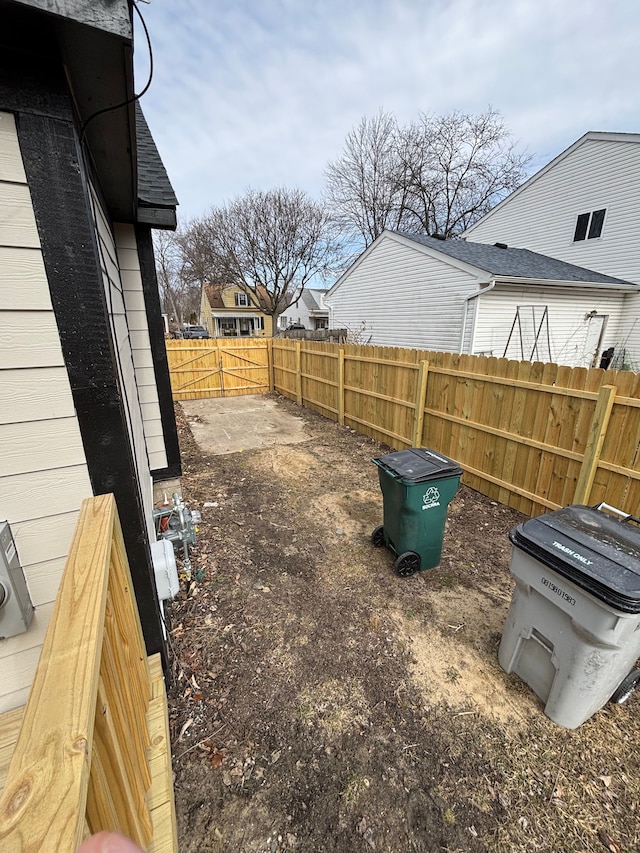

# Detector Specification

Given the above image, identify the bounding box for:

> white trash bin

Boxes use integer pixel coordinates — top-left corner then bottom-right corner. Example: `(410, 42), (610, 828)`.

(498, 503), (640, 729)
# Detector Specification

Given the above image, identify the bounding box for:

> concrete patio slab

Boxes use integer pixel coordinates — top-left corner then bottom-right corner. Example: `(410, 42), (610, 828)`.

(180, 395), (309, 455)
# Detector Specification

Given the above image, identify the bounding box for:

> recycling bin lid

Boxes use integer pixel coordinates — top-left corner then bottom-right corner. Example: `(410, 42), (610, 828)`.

(372, 448), (462, 483)
(509, 504), (640, 613)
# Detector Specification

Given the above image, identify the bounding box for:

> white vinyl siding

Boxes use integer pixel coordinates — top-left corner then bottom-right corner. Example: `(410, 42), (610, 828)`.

(473, 285), (626, 367)
(114, 223), (168, 471)
(615, 291), (640, 372)
(0, 112), (91, 713)
(327, 234), (478, 350)
(90, 188), (156, 543)
(466, 137), (640, 286)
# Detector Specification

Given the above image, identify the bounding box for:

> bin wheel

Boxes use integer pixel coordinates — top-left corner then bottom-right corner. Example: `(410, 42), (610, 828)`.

(395, 551), (421, 577)
(610, 669), (640, 705)
(371, 525), (385, 547)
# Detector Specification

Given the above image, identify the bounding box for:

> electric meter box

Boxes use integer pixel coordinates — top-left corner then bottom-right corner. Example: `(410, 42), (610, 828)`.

(0, 521), (35, 638)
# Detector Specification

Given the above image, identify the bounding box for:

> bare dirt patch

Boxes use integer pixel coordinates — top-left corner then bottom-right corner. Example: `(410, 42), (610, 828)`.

(168, 393), (640, 853)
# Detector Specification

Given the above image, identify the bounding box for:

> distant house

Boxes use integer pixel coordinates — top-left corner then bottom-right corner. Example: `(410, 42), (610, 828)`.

(0, 0), (180, 712)
(278, 288), (330, 331)
(201, 284), (272, 337)
(324, 231), (636, 367)
(463, 131), (640, 367)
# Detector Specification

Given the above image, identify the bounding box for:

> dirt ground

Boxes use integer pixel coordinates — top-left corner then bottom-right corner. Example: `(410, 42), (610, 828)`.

(166, 394), (640, 853)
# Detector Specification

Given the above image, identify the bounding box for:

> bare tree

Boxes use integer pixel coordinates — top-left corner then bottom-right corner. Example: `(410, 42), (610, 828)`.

(325, 110), (411, 247)
(399, 109), (531, 237)
(182, 188), (344, 329)
(153, 229), (200, 325)
(326, 108), (530, 247)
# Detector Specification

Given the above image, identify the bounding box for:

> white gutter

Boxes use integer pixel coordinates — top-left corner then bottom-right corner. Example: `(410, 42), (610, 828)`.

(491, 275), (637, 292)
(459, 280), (495, 352)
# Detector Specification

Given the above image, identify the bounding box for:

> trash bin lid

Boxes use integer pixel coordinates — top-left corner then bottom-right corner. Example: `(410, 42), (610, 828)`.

(510, 505), (640, 613)
(372, 448), (462, 483)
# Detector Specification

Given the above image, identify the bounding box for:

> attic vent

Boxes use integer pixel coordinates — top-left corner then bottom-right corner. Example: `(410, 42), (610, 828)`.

(432, 233), (446, 241)
(494, 242), (508, 250)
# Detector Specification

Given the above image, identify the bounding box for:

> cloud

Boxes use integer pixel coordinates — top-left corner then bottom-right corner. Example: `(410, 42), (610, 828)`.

(135, 0), (640, 220)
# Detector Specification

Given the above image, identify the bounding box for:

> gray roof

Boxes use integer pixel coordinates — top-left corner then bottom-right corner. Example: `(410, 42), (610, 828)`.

(135, 103), (178, 208)
(301, 290), (320, 310)
(398, 232), (633, 286)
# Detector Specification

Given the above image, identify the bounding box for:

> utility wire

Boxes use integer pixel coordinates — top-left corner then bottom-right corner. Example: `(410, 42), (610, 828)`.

(79, 1), (153, 144)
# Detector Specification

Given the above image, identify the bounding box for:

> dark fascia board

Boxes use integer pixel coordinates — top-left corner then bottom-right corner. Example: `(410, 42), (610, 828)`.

(1, 2), (136, 221)
(137, 206), (178, 230)
(58, 15), (137, 221)
(10, 0), (132, 37)
(135, 225), (182, 481)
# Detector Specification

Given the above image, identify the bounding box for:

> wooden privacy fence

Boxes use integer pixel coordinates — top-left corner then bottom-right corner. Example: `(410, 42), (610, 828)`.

(0, 494), (176, 852)
(272, 340), (640, 518)
(165, 338), (269, 400)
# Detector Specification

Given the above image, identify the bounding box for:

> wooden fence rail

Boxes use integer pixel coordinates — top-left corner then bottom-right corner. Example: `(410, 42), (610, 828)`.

(0, 495), (177, 852)
(271, 341), (640, 518)
(164, 336), (640, 518)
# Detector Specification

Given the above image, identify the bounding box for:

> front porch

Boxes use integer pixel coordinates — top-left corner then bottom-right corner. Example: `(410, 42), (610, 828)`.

(212, 313), (266, 337)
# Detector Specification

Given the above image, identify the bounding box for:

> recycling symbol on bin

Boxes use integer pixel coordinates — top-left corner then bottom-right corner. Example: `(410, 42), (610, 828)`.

(422, 486), (441, 508)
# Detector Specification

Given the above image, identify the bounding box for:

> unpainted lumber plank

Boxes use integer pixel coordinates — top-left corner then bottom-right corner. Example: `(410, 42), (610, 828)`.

(0, 495), (114, 852)
(146, 655), (178, 853)
(0, 708), (24, 795)
(87, 679), (152, 848)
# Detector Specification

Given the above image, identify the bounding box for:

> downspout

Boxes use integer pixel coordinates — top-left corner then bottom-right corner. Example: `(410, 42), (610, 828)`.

(459, 279), (496, 353)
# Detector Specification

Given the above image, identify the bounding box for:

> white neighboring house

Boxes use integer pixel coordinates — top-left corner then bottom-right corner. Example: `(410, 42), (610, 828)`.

(463, 131), (640, 368)
(324, 231), (637, 367)
(277, 288), (330, 331)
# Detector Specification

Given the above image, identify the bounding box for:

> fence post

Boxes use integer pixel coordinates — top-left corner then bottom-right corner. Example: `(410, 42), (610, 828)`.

(574, 384), (616, 505)
(295, 341), (302, 405)
(412, 360), (429, 447)
(338, 349), (345, 425)
(267, 339), (274, 392)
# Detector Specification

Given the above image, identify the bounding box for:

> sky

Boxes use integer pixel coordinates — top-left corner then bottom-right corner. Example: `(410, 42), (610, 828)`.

(134, 0), (640, 224)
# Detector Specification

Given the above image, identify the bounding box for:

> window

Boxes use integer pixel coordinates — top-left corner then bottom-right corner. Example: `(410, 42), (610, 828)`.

(235, 291), (249, 307)
(573, 208), (606, 242)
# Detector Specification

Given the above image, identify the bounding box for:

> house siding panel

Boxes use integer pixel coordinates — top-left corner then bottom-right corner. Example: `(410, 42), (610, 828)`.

(90, 189), (160, 541)
(473, 286), (625, 366)
(0, 111), (91, 714)
(0, 246), (51, 309)
(327, 234), (479, 350)
(114, 223), (167, 473)
(466, 137), (640, 367)
(467, 139), (640, 285)
(0, 310), (65, 367)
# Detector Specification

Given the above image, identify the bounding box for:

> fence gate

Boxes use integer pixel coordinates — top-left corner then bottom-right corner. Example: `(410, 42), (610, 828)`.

(165, 340), (269, 400)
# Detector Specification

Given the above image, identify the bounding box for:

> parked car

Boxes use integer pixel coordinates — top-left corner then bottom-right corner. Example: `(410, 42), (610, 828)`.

(286, 323), (305, 331)
(182, 325), (210, 339)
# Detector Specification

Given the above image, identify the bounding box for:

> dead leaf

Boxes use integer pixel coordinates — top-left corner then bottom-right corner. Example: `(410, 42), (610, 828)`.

(210, 750), (226, 768)
(598, 775), (612, 788)
(191, 674), (201, 690)
(178, 718), (194, 740)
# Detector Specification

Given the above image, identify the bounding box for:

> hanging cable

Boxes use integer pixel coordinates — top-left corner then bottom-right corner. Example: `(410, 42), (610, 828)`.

(79, 1), (153, 145)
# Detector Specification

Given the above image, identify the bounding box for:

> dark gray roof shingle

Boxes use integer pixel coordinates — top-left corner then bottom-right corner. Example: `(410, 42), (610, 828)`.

(135, 102), (178, 208)
(397, 232), (633, 286)
(301, 290), (320, 310)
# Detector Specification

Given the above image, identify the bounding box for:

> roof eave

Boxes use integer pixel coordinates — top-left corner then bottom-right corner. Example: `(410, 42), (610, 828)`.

(492, 275), (637, 291)
(137, 205), (177, 230)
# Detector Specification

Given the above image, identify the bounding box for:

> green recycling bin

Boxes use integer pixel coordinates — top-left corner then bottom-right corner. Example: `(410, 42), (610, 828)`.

(372, 448), (462, 576)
